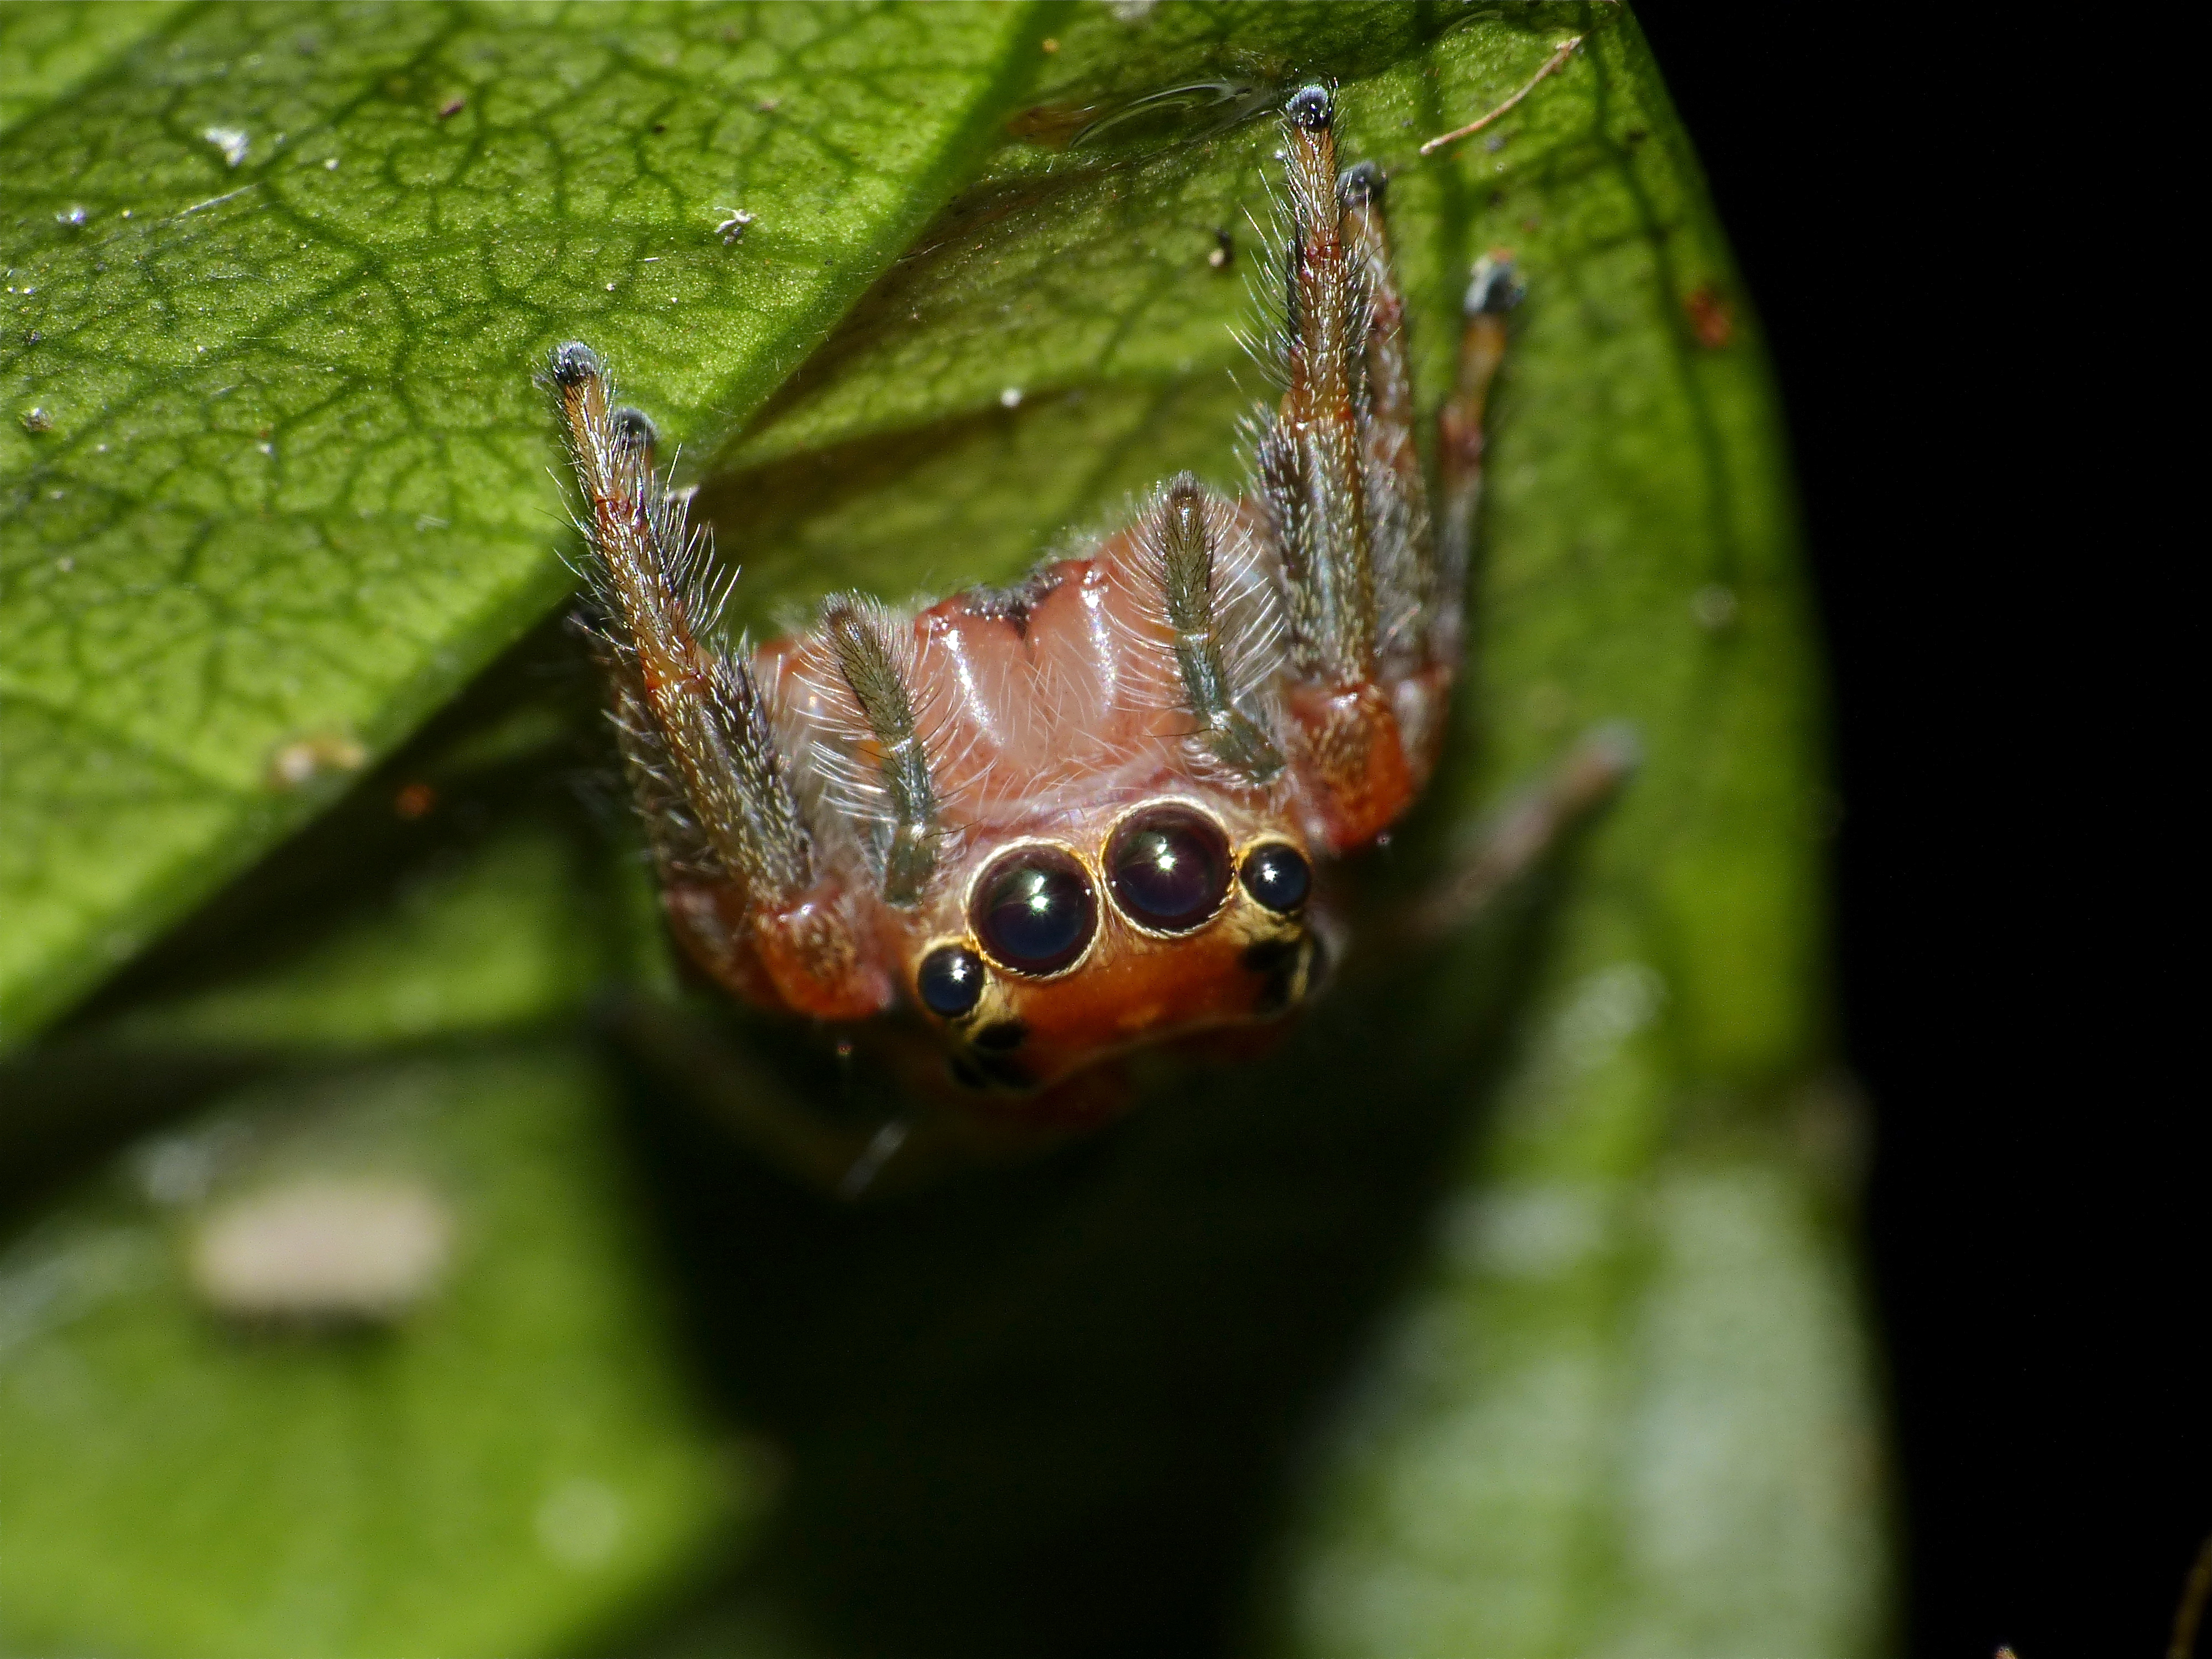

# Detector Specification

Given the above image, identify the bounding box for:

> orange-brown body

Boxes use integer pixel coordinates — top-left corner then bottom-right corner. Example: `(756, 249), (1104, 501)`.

(657, 522), (1446, 1098)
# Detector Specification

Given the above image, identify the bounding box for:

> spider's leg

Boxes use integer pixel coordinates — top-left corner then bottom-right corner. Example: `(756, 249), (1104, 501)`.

(564, 406), (732, 904)
(1255, 88), (1529, 851)
(1258, 86), (1436, 849)
(547, 343), (809, 898)
(603, 993), (933, 1200)
(602, 993), (1099, 1198)
(821, 595), (942, 905)
(1340, 160), (1433, 672)
(1152, 473), (1285, 781)
(546, 343), (890, 1019)
(1258, 85), (1376, 695)
(1434, 255), (1522, 668)
(1390, 722), (1640, 948)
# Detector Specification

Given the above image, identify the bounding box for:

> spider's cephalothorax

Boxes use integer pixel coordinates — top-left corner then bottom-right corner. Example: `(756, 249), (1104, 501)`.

(546, 85), (1521, 1114)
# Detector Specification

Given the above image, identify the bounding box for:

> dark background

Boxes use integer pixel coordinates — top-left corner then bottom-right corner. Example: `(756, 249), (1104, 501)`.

(1635, 8), (2200, 1657)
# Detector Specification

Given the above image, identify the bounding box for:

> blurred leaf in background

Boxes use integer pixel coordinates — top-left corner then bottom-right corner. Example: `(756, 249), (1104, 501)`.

(0, 1050), (758, 1658)
(0, 4), (1886, 1657)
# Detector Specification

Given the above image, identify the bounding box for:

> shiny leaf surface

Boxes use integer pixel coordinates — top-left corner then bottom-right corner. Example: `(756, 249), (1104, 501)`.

(0, 0), (1048, 1041)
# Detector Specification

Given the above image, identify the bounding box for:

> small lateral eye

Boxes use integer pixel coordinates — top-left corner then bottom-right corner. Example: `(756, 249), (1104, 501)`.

(1107, 806), (1231, 933)
(973, 848), (1097, 976)
(1239, 842), (1312, 914)
(916, 943), (986, 1017)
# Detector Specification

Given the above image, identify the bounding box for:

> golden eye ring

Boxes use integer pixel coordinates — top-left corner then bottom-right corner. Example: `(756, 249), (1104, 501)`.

(1101, 798), (1235, 938)
(963, 838), (1100, 979)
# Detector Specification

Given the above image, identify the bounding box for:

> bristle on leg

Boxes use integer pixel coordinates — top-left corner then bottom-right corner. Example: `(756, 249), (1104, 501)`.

(542, 340), (813, 907)
(1155, 475), (1284, 782)
(1261, 84), (1375, 690)
(822, 596), (941, 906)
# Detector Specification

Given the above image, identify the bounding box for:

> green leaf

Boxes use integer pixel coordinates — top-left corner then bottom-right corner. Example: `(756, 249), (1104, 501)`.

(0, 0), (1052, 1044)
(85, 637), (672, 1055)
(4, 6), (1887, 1655)
(0, 1046), (759, 1658)
(107, 810), (634, 1050)
(0, 1), (187, 133)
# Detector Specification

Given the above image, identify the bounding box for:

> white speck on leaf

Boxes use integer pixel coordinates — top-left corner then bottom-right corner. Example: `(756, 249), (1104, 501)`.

(999, 387), (1024, 409)
(715, 206), (756, 246)
(268, 733), (366, 789)
(189, 1177), (453, 1321)
(204, 126), (250, 167)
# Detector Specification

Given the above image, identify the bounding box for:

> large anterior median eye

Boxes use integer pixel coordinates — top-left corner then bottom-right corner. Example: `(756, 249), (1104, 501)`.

(973, 847), (1097, 975)
(1107, 805), (1232, 933)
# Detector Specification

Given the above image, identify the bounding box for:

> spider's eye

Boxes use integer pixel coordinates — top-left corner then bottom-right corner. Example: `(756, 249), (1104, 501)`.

(1107, 806), (1231, 933)
(1239, 842), (1312, 914)
(973, 848), (1097, 976)
(916, 944), (985, 1018)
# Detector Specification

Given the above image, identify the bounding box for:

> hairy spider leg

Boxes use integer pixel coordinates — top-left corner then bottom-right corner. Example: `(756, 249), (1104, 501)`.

(1259, 87), (1376, 691)
(1393, 722), (1641, 949)
(1152, 472), (1285, 782)
(1258, 86), (1432, 852)
(1248, 86), (1527, 853)
(1436, 254), (1522, 670)
(1341, 159), (1432, 676)
(820, 594), (943, 906)
(544, 343), (893, 1020)
(1345, 151), (1484, 805)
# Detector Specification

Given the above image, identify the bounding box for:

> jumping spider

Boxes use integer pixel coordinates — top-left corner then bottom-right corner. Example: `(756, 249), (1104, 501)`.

(545, 85), (1629, 1190)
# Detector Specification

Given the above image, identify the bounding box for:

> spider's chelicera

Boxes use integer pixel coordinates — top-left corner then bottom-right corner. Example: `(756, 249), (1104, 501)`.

(545, 85), (1609, 1130)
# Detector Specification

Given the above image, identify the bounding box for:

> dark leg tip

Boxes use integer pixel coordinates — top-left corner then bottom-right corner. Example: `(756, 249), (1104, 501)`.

(1464, 254), (1524, 317)
(548, 340), (602, 387)
(609, 405), (658, 452)
(1340, 160), (1386, 206)
(1286, 84), (1333, 131)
